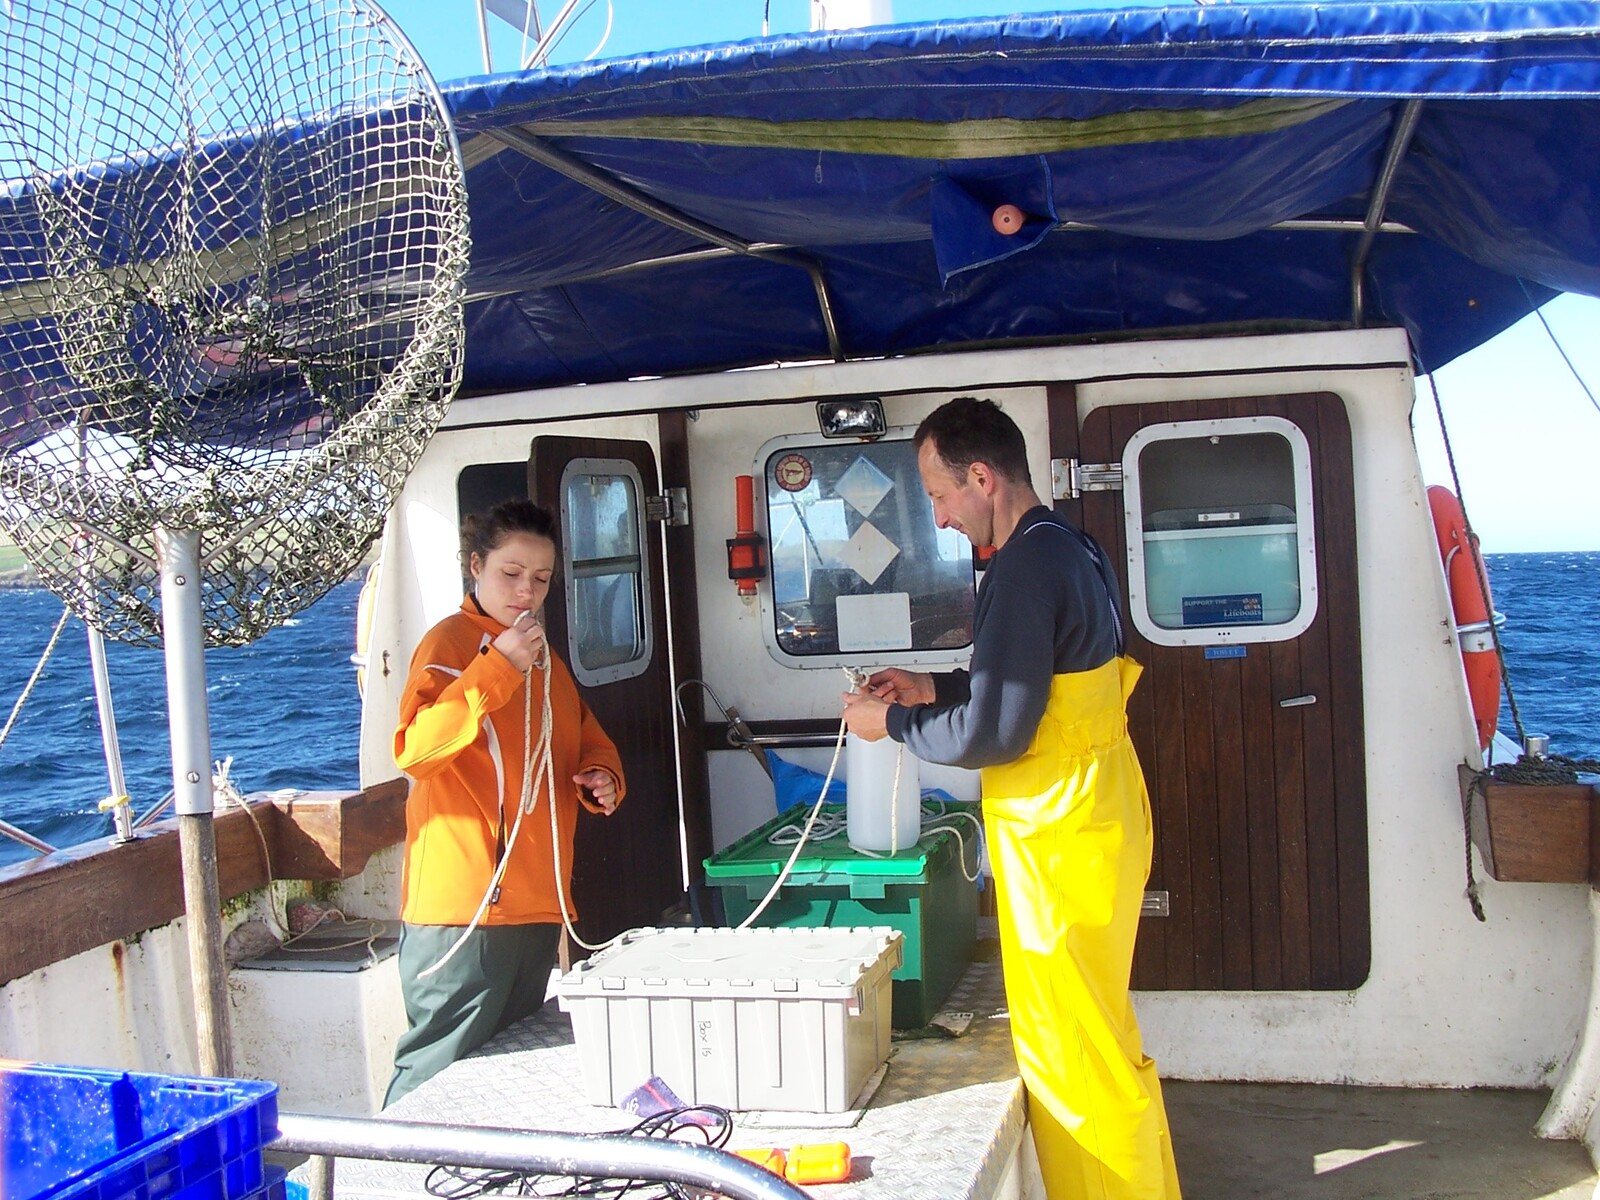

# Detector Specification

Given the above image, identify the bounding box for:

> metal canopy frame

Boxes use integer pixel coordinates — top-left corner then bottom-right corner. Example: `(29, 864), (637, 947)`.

(483, 124), (845, 360)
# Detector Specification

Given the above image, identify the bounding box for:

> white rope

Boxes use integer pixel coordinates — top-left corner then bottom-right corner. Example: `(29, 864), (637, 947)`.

(0, 605), (72, 754)
(420, 618), (624, 977)
(735, 715), (851, 929)
(418, 636), (555, 978)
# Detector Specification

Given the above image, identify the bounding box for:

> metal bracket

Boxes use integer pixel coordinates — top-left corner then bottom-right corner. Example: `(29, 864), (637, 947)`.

(645, 487), (689, 527)
(1051, 458), (1123, 500)
(1141, 890), (1170, 917)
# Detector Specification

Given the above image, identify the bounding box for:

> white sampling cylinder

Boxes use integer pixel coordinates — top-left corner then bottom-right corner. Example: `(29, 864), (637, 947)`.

(846, 733), (921, 853)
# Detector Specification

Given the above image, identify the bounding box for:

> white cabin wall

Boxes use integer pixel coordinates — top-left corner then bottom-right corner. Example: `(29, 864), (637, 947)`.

(1078, 354), (1590, 1088)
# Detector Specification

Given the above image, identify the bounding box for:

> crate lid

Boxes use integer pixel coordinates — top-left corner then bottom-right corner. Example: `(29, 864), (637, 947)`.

(555, 926), (903, 1000)
(702, 800), (981, 883)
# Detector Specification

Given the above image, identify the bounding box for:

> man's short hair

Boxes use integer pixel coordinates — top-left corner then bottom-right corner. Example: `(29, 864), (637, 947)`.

(913, 396), (1030, 485)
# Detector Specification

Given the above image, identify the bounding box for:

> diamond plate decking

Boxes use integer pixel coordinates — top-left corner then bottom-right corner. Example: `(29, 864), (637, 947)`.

(325, 941), (1023, 1198)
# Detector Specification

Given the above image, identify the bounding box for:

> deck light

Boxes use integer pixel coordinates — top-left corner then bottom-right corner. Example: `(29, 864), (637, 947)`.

(816, 398), (886, 439)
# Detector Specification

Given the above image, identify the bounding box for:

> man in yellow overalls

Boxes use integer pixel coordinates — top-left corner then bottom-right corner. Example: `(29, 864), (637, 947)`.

(843, 396), (1181, 1200)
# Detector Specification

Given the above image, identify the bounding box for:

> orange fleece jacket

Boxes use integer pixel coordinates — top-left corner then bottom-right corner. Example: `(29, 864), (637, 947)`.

(394, 597), (626, 926)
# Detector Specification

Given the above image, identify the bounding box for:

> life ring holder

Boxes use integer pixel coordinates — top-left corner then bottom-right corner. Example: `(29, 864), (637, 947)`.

(1426, 485), (1503, 751)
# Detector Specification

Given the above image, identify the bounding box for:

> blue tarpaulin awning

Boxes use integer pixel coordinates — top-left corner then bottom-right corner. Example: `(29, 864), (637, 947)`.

(5, 1), (1600, 446)
(441, 1), (1600, 396)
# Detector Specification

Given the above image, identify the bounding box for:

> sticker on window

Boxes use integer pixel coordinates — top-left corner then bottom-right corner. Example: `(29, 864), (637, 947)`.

(1182, 593), (1264, 626)
(773, 453), (813, 492)
(835, 455), (894, 518)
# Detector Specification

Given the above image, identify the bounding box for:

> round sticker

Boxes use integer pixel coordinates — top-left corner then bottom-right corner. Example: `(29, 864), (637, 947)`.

(773, 453), (813, 492)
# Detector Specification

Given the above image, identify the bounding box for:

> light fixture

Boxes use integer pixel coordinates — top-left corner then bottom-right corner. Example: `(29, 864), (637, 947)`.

(816, 397), (887, 440)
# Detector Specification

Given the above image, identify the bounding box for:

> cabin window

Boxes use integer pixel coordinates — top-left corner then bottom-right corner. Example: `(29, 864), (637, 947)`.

(757, 431), (975, 667)
(1122, 415), (1318, 646)
(560, 458), (651, 685)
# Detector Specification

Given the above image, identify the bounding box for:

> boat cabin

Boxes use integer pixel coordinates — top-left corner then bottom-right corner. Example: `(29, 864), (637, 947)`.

(4, 2), (1600, 1193)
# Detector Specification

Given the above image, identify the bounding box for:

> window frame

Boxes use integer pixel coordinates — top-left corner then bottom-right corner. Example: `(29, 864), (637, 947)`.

(1122, 414), (1319, 647)
(558, 456), (653, 686)
(755, 428), (977, 671)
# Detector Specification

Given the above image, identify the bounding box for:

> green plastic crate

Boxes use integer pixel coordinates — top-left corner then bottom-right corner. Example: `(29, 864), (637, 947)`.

(705, 803), (981, 1029)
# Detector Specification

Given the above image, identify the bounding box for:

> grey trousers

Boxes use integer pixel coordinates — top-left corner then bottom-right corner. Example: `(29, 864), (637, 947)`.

(385, 921), (562, 1106)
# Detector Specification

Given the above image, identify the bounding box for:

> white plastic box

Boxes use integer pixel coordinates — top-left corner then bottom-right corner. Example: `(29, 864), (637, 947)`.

(556, 926), (903, 1113)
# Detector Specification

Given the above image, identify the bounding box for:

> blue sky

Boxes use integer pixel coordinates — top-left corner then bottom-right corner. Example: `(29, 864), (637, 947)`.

(379, 0), (1600, 553)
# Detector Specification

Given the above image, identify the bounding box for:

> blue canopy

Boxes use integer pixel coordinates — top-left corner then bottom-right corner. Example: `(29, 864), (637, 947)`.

(441, 0), (1600, 395)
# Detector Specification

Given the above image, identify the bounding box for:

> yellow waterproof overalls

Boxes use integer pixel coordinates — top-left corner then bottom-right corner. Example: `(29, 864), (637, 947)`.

(981, 655), (1181, 1200)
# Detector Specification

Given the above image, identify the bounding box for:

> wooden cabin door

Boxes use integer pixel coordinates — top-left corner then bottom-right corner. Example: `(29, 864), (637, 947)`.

(1074, 392), (1369, 991)
(530, 435), (685, 947)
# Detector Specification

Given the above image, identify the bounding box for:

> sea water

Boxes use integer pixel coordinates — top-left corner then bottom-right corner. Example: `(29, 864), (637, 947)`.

(0, 553), (1596, 868)
(0, 581), (363, 866)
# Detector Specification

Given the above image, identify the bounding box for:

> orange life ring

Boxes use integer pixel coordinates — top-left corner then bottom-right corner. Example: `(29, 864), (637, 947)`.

(1426, 485), (1501, 751)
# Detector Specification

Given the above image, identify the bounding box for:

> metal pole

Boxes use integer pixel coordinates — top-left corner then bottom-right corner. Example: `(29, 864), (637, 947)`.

(77, 423), (132, 843)
(157, 526), (233, 1076)
(87, 627), (133, 842)
(306, 1154), (334, 1200)
(475, 0), (493, 74)
(275, 1112), (813, 1200)
(0, 816), (54, 855)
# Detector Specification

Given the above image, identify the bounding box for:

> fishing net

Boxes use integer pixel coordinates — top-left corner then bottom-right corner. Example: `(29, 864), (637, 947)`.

(0, 0), (469, 646)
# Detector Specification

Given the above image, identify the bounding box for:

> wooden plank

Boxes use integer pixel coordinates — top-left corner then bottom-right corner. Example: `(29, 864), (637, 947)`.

(0, 784), (405, 986)
(1092, 402), (1168, 990)
(1460, 765), (1594, 883)
(1046, 382), (1082, 527)
(270, 780), (408, 879)
(1278, 393), (1342, 990)
(1310, 393), (1371, 986)
(1240, 628), (1283, 989)
(1208, 651), (1253, 989)
(1270, 631), (1313, 988)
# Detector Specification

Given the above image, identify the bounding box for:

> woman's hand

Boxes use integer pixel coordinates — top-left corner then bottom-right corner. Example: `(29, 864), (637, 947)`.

(575, 768), (619, 814)
(492, 610), (547, 673)
(866, 667), (936, 707)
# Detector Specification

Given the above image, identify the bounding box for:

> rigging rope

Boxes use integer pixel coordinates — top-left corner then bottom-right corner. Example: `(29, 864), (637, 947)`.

(1520, 279), (1600, 420)
(0, 606), (72, 755)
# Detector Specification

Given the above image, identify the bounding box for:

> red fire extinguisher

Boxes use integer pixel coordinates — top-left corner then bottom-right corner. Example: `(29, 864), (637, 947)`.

(726, 474), (768, 599)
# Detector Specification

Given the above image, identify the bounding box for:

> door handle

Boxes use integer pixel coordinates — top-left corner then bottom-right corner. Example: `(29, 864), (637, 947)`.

(1278, 694), (1317, 708)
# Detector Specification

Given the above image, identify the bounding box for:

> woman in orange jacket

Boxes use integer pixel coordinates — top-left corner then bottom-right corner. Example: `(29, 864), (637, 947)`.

(385, 500), (626, 1105)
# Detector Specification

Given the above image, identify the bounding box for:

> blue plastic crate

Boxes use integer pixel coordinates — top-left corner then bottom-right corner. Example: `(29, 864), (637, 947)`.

(0, 1064), (278, 1200)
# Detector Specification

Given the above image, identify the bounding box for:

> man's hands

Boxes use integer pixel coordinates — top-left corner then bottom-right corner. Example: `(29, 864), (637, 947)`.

(864, 667), (937, 706)
(842, 667), (936, 742)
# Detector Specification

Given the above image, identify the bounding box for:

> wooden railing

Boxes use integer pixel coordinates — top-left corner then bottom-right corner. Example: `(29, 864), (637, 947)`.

(0, 779), (407, 985)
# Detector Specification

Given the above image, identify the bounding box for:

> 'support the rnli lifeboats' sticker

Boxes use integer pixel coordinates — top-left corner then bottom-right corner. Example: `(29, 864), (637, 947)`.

(773, 452), (813, 492)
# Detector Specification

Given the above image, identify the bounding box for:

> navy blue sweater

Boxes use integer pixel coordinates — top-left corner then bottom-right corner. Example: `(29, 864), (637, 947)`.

(886, 506), (1123, 769)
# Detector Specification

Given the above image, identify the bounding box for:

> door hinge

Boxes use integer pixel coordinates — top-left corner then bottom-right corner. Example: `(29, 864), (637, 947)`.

(1051, 458), (1123, 500)
(645, 487), (689, 527)
(1141, 890), (1170, 918)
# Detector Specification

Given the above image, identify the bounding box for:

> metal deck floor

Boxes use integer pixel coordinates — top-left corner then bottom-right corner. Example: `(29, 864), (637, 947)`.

(319, 940), (1600, 1199)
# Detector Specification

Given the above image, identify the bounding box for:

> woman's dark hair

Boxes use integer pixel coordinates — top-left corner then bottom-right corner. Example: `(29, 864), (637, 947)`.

(913, 396), (1030, 485)
(460, 499), (558, 573)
